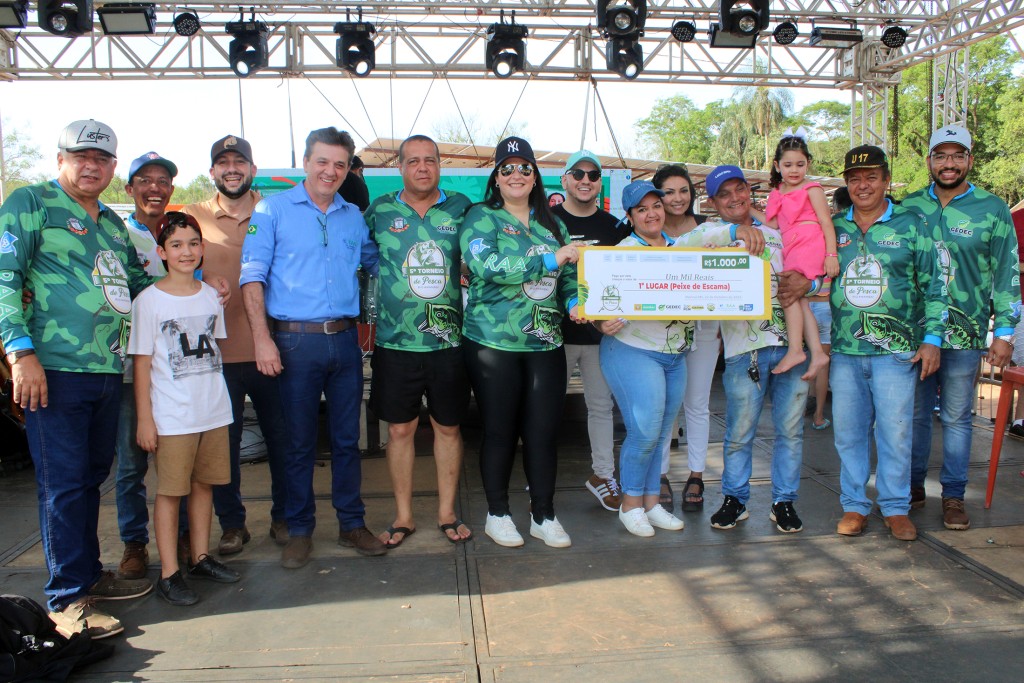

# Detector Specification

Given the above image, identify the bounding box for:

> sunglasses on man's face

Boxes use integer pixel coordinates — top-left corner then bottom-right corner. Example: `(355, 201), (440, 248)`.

(565, 169), (601, 182)
(498, 163), (534, 177)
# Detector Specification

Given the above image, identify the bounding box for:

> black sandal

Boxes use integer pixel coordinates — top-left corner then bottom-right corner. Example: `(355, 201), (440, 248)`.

(659, 475), (674, 510)
(682, 476), (705, 512)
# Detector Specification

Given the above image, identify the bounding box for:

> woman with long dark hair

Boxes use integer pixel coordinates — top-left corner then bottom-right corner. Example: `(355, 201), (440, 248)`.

(651, 164), (715, 513)
(460, 137), (581, 549)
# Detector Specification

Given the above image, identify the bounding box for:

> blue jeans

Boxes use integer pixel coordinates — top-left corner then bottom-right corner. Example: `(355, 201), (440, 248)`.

(216, 361), (290, 529)
(831, 352), (918, 516)
(600, 336), (686, 497)
(274, 327), (365, 535)
(722, 346), (808, 505)
(910, 349), (984, 499)
(26, 371), (121, 611)
(115, 383), (149, 544)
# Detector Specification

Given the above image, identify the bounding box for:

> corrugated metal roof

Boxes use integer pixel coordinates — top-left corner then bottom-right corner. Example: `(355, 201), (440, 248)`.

(357, 137), (847, 192)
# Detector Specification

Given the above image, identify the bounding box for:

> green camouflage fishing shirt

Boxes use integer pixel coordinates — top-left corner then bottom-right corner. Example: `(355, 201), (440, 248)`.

(365, 189), (472, 351)
(830, 200), (945, 356)
(902, 183), (1021, 349)
(0, 181), (152, 373)
(460, 204), (577, 351)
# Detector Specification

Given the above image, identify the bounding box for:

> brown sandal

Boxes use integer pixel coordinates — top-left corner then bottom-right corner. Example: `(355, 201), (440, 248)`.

(659, 475), (674, 509)
(682, 476), (704, 512)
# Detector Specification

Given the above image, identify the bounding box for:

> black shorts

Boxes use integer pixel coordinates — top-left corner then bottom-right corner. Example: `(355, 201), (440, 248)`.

(369, 346), (470, 426)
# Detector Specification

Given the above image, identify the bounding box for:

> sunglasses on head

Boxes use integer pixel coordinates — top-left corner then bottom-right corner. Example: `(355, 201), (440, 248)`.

(498, 163), (534, 177)
(565, 169), (601, 182)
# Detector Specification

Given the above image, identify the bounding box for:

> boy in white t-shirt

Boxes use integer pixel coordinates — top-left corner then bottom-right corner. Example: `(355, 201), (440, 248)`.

(128, 212), (240, 606)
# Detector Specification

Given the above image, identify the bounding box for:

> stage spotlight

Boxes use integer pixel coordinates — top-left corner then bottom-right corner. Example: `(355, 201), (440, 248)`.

(809, 25), (863, 48)
(719, 0), (768, 37)
(37, 0), (93, 36)
(0, 0), (29, 29)
(605, 36), (643, 80)
(671, 20), (696, 43)
(485, 11), (527, 78)
(597, 1), (646, 38)
(773, 21), (798, 45)
(173, 11), (200, 36)
(335, 15), (376, 77)
(97, 3), (156, 35)
(881, 24), (907, 49)
(226, 16), (269, 78)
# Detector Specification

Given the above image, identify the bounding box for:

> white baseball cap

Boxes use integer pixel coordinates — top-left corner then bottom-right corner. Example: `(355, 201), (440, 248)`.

(58, 119), (118, 158)
(928, 126), (972, 154)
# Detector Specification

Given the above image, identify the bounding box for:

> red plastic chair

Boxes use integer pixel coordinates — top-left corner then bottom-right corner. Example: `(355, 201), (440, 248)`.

(986, 366), (1024, 508)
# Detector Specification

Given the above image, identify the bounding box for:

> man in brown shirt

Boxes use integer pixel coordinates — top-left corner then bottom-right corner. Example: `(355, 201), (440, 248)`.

(182, 135), (289, 554)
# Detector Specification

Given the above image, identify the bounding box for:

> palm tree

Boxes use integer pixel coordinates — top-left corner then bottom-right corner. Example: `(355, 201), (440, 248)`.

(735, 83), (794, 169)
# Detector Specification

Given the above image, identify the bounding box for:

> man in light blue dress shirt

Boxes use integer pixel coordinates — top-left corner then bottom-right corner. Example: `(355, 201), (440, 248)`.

(240, 127), (384, 568)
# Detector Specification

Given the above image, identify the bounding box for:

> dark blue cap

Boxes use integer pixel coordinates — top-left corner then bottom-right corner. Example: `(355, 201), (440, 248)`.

(705, 165), (746, 197)
(495, 136), (536, 166)
(128, 151), (178, 183)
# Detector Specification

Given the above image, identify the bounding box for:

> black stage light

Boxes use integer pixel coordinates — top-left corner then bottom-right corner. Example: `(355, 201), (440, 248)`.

(773, 21), (798, 45)
(37, 0), (93, 36)
(335, 13), (376, 77)
(881, 24), (907, 49)
(485, 10), (527, 78)
(605, 36), (643, 80)
(0, 0), (29, 29)
(671, 20), (696, 43)
(97, 3), (156, 35)
(719, 0), (768, 37)
(809, 25), (864, 48)
(173, 11), (200, 37)
(598, 0), (646, 37)
(226, 17), (269, 77)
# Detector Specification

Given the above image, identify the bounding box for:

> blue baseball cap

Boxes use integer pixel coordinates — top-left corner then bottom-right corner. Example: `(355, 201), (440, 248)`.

(705, 165), (746, 198)
(128, 151), (178, 183)
(621, 180), (664, 214)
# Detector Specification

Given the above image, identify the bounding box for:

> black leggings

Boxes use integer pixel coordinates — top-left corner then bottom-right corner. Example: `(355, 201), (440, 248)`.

(463, 339), (567, 522)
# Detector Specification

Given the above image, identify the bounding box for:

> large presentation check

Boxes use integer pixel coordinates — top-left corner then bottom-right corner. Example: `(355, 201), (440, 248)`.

(578, 246), (771, 320)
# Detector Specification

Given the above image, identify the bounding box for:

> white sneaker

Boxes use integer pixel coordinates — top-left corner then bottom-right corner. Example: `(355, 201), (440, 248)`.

(619, 507), (655, 537)
(485, 514), (524, 548)
(645, 504), (685, 531)
(529, 517), (572, 548)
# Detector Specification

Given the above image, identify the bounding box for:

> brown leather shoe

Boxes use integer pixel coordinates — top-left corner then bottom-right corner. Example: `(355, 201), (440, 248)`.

(910, 486), (926, 510)
(836, 511), (868, 536)
(941, 498), (971, 530)
(338, 526), (387, 557)
(269, 520), (290, 546)
(884, 514), (918, 541)
(117, 541), (148, 580)
(218, 527), (251, 555)
(281, 536), (313, 569)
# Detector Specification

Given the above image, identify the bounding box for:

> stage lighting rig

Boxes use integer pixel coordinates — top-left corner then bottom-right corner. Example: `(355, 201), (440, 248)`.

(335, 8), (376, 77)
(226, 8), (269, 78)
(485, 10), (527, 79)
(37, 0), (93, 37)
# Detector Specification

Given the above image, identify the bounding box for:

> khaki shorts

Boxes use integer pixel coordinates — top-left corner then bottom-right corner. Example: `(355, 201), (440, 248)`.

(154, 425), (230, 496)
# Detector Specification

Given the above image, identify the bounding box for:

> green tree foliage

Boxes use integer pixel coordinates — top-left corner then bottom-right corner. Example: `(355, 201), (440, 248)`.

(170, 175), (217, 205)
(1, 120), (44, 200)
(634, 95), (717, 163)
(788, 100), (852, 178)
(736, 84), (794, 170)
(980, 79), (1024, 206)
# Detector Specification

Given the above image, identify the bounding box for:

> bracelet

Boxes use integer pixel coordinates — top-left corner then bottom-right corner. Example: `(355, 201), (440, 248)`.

(825, 253), (838, 258)
(805, 277), (822, 297)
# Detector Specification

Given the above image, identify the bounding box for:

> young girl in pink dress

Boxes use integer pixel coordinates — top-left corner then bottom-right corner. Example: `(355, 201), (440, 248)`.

(764, 130), (839, 380)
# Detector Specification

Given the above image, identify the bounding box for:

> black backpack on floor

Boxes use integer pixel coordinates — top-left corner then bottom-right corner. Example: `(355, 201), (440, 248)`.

(0, 594), (114, 682)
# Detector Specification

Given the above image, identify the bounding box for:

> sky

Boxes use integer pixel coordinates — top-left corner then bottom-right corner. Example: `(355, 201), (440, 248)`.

(1, 76), (847, 184)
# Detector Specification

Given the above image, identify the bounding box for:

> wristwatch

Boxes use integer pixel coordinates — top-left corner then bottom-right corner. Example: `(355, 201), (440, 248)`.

(5, 349), (35, 365)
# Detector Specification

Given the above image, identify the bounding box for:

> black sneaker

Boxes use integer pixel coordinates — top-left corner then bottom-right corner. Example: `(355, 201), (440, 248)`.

(157, 571), (198, 606)
(710, 496), (749, 530)
(1010, 423), (1024, 438)
(769, 501), (804, 533)
(188, 554), (241, 583)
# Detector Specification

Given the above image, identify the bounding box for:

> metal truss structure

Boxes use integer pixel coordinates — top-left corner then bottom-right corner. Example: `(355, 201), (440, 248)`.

(2, 1), (1023, 144)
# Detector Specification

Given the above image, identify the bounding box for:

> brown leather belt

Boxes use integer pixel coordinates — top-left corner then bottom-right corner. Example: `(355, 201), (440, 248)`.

(271, 318), (356, 335)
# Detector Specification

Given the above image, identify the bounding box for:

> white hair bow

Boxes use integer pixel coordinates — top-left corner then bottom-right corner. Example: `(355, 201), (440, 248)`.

(781, 126), (809, 141)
